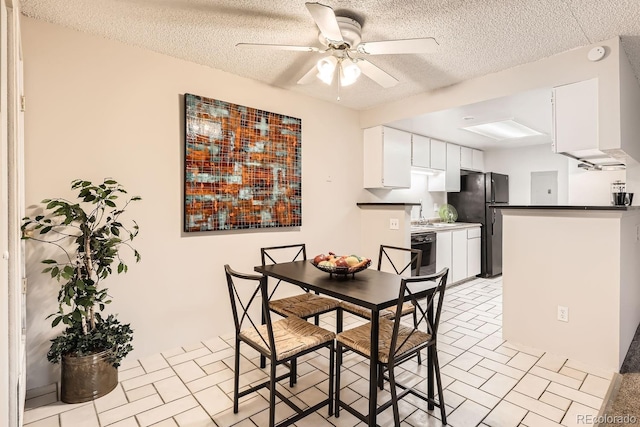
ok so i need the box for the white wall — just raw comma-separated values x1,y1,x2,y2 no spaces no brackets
619,213,640,368
483,144,569,205
567,159,625,206
357,170,446,221
22,17,363,389
502,210,623,372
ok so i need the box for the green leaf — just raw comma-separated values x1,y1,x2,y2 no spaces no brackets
104,179,117,185
117,263,124,274
40,226,52,234
42,259,57,264
105,200,116,208
51,266,59,278
51,317,62,327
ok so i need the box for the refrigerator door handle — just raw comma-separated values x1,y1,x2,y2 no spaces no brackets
491,208,496,235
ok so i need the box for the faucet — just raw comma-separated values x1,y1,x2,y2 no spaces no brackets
418,199,428,224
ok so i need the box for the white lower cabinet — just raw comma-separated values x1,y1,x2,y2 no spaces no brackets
467,228,481,277
435,226,481,284
435,231,452,283
451,230,467,283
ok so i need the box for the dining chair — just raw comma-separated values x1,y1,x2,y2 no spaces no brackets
335,267,450,426
261,243,340,324
338,245,422,331
260,244,340,374
338,245,424,388
224,264,336,427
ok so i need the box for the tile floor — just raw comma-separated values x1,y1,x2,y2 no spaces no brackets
23,277,615,427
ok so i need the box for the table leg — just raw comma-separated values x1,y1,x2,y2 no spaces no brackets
427,303,434,410
369,310,379,427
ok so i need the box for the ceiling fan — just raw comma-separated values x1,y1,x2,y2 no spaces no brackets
236,2,438,91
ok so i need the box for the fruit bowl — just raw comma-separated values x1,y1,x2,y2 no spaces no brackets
311,254,371,278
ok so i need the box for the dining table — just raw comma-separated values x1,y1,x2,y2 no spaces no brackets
254,260,438,427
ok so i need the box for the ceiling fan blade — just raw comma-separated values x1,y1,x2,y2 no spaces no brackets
236,43,320,52
357,38,439,55
297,64,319,85
357,60,398,88
305,2,343,44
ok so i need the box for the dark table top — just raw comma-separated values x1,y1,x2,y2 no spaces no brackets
254,260,437,311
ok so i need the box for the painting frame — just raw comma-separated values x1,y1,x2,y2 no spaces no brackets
183,93,302,232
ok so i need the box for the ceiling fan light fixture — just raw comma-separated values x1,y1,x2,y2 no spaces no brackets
340,60,361,86
316,56,337,85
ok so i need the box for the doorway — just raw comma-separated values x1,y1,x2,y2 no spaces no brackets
531,171,558,205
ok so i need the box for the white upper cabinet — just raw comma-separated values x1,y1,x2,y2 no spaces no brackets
460,146,473,169
411,134,430,168
429,139,447,170
446,143,461,191
363,126,412,189
461,146,485,172
472,149,485,172
428,142,461,192
552,79,598,154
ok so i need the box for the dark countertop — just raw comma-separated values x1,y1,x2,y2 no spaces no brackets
492,205,640,211
357,202,420,207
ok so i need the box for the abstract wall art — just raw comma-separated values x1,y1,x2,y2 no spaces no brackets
184,93,302,232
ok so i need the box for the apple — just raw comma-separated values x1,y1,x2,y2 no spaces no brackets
335,257,349,268
313,254,327,264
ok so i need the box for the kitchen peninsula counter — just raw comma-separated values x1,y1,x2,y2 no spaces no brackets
501,207,640,373
492,204,640,211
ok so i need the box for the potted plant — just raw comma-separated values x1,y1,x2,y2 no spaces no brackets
22,178,141,403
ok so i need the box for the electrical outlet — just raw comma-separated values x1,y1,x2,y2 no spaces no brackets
557,305,569,322
433,203,439,212
389,218,399,230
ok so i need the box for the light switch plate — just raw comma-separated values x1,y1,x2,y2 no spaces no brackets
389,218,399,230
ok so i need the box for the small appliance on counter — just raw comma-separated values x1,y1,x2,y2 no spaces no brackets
611,180,634,206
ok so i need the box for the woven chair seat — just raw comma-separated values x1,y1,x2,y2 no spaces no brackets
269,293,339,318
385,302,415,318
339,301,394,319
336,317,431,364
240,316,336,361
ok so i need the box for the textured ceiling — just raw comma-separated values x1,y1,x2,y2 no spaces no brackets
18,0,640,111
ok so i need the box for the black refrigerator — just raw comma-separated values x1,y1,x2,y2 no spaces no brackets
447,172,509,277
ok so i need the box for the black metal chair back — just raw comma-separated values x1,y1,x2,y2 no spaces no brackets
224,264,275,355
224,264,336,427
378,245,422,276
261,243,308,298
388,268,449,366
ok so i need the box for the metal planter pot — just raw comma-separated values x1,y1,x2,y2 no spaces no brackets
61,350,118,403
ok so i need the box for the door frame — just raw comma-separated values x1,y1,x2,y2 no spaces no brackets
2,0,26,425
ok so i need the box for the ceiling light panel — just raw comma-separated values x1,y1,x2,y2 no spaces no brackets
461,119,543,140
